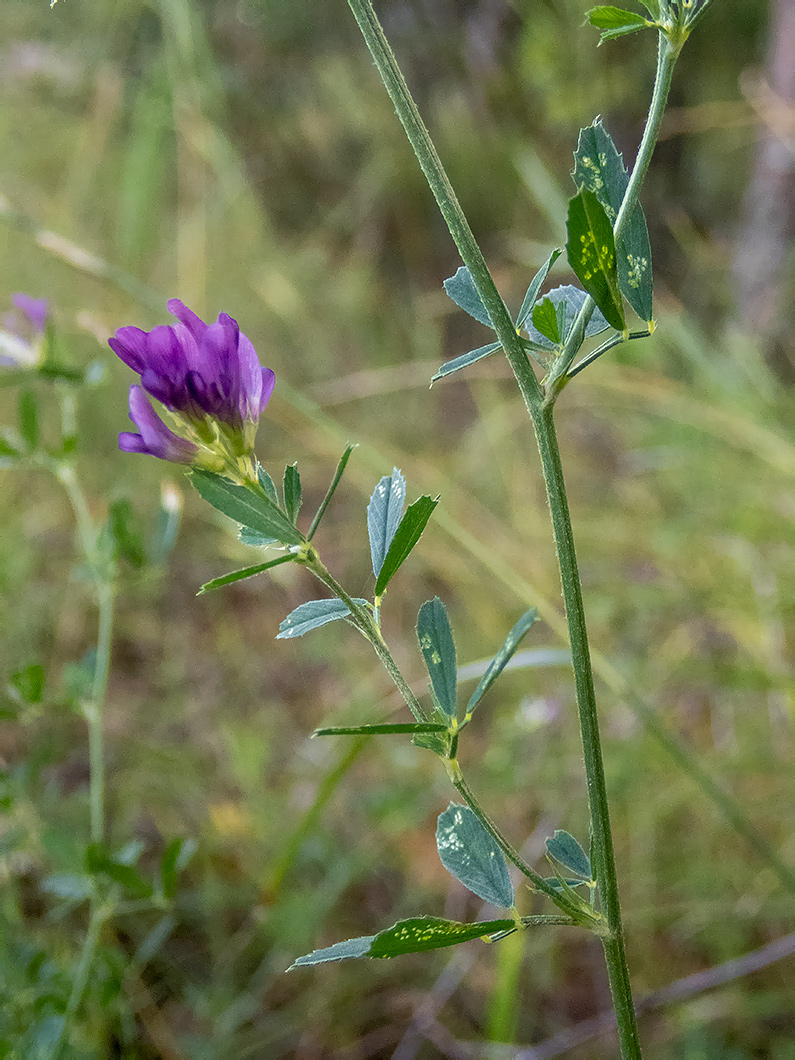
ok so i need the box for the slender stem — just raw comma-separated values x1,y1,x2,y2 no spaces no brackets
49,902,110,1059
303,552,429,723
546,32,680,397
531,405,641,1056
345,0,542,414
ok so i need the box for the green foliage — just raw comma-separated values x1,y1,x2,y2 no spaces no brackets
291,916,516,967
465,609,538,717
587,6,652,42
566,188,626,332
283,462,302,524
573,119,654,322
416,597,458,720
374,494,438,597
546,830,593,880
443,266,494,328
436,804,515,908
367,467,406,578
276,598,369,638
189,469,304,545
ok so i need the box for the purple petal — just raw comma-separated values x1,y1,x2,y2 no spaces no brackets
121,385,198,464
257,367,276,416
109,326,151,374
167,299,208,343
13,294,48,333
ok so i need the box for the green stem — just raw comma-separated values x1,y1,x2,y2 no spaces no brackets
304,552,429,723
546,32,680,397
531,405,641,1056
49,901,110,1059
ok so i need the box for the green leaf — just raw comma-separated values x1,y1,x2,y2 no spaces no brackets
85,843,151,898
542,876,590,892
443,266,494,328
635,0,660,17
525,285,610,350
375,494,438,597
531,297,561,344
466,608,538,716
283,463,302,524
431,341,502,383
586,6,649,40
290,935,377,968
546,830,593,879
313,722,449,737
197,554,295,594
308,443,356,540
257,465,280,506
417,598,457,720
367,468,406,579
276,598,369,639
189,469,304,546
515,248,562,328
289,917,515,968
11,663,45,704
0,434,22,459
573,119,653,321
369,916,515,957
18,389,39,450
566,189,626,332
160,837,196,900
436,804,514,908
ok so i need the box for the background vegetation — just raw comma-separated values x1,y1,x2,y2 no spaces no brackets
1,0,792,1056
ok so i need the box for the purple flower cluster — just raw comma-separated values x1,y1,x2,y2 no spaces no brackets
109,300,275,469
1,294,48,367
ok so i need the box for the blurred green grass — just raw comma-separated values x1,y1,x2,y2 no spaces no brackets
1,0,793,1056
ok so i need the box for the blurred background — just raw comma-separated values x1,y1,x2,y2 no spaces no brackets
1,0,793,1056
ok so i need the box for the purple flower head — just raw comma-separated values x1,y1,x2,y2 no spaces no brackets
1,294,49,367
110,300,275,471
120,386,205,466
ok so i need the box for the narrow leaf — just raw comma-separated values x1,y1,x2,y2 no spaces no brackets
369,916,515,957
524,285,610,349
289,935,376,968
531,298,561,344
635,0,660,17
436,804,514,908
288,918,515,968
18,389,39,450
283,463,302,524
566,189,626,332
313,723,448,737
573,119,653,321
466,608,538,716
417,598,457,720
198,554,295,594
431,341,501,383
516,248,562,328
546,830,593,879
367,468,406,579
276,598,369,639
375,494,438,597
443,266,493,328
308,443,356,540
542,876,590,892
189,469,304,546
